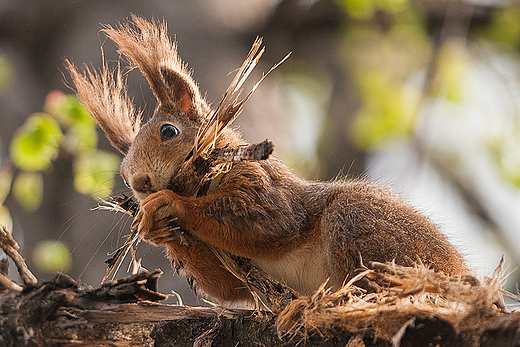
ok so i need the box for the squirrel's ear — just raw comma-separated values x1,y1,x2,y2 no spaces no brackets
160,67,198,121
102,16,208,124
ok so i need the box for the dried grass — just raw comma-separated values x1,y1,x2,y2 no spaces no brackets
277,259,508,342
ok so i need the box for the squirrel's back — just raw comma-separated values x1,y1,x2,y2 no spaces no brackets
210,155,468,293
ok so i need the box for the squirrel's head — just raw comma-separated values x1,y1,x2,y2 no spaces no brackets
66,16,212,201
119,102,203,201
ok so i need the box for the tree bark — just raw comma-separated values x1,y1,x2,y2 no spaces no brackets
1,269,520,347
2,228,520,347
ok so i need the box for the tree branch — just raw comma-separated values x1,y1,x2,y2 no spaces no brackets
0,226,37,287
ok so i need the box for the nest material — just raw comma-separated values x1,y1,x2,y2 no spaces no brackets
277,260,507,342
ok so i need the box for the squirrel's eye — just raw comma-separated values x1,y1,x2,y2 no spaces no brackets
122,178,130,189
160,124,180,142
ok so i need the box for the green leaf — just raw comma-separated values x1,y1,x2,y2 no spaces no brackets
431,40,468,102
10,113,63,171
489,135,520,188
65,122,99,154
482,5,520,50
0,54,13,93
44,91,98,154
0,167,13,205
337,0,375,19
336,0,408,20
44,91,93,127
73,150,121,199
32,239,71,273
0,205,13,234
13,171,44,212
350,70,415,150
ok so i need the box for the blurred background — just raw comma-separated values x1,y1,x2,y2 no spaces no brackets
1,0,520,306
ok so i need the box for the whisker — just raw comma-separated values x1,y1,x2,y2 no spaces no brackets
77,217,126,281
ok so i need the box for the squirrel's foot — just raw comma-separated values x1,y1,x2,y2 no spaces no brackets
132,190,181,244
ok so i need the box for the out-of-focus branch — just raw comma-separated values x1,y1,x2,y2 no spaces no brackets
0,273,22,291
0,226,37,287
410,2,520,265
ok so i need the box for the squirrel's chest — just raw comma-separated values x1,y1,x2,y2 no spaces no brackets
252,243,329,295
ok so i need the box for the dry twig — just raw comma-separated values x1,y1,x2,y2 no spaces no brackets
0,226,37,288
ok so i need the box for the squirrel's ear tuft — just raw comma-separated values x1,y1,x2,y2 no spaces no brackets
103,15,208,123
65,59,141,155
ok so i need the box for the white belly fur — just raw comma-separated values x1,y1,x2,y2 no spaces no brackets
252,243,330,295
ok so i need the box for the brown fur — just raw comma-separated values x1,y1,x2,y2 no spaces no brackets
65,61,141,154
66,16,468,307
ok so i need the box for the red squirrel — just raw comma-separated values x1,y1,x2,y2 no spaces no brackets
67,16,468,307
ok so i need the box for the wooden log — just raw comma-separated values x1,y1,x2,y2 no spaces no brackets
1,226,520,346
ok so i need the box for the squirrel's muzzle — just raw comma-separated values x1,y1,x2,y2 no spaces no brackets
132,174,153,195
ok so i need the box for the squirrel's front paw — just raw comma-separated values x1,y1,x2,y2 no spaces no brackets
132,190,181,243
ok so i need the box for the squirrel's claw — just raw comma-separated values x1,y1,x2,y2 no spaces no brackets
133,190,180,242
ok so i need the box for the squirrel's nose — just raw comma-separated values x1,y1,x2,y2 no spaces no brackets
132,174,152,194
